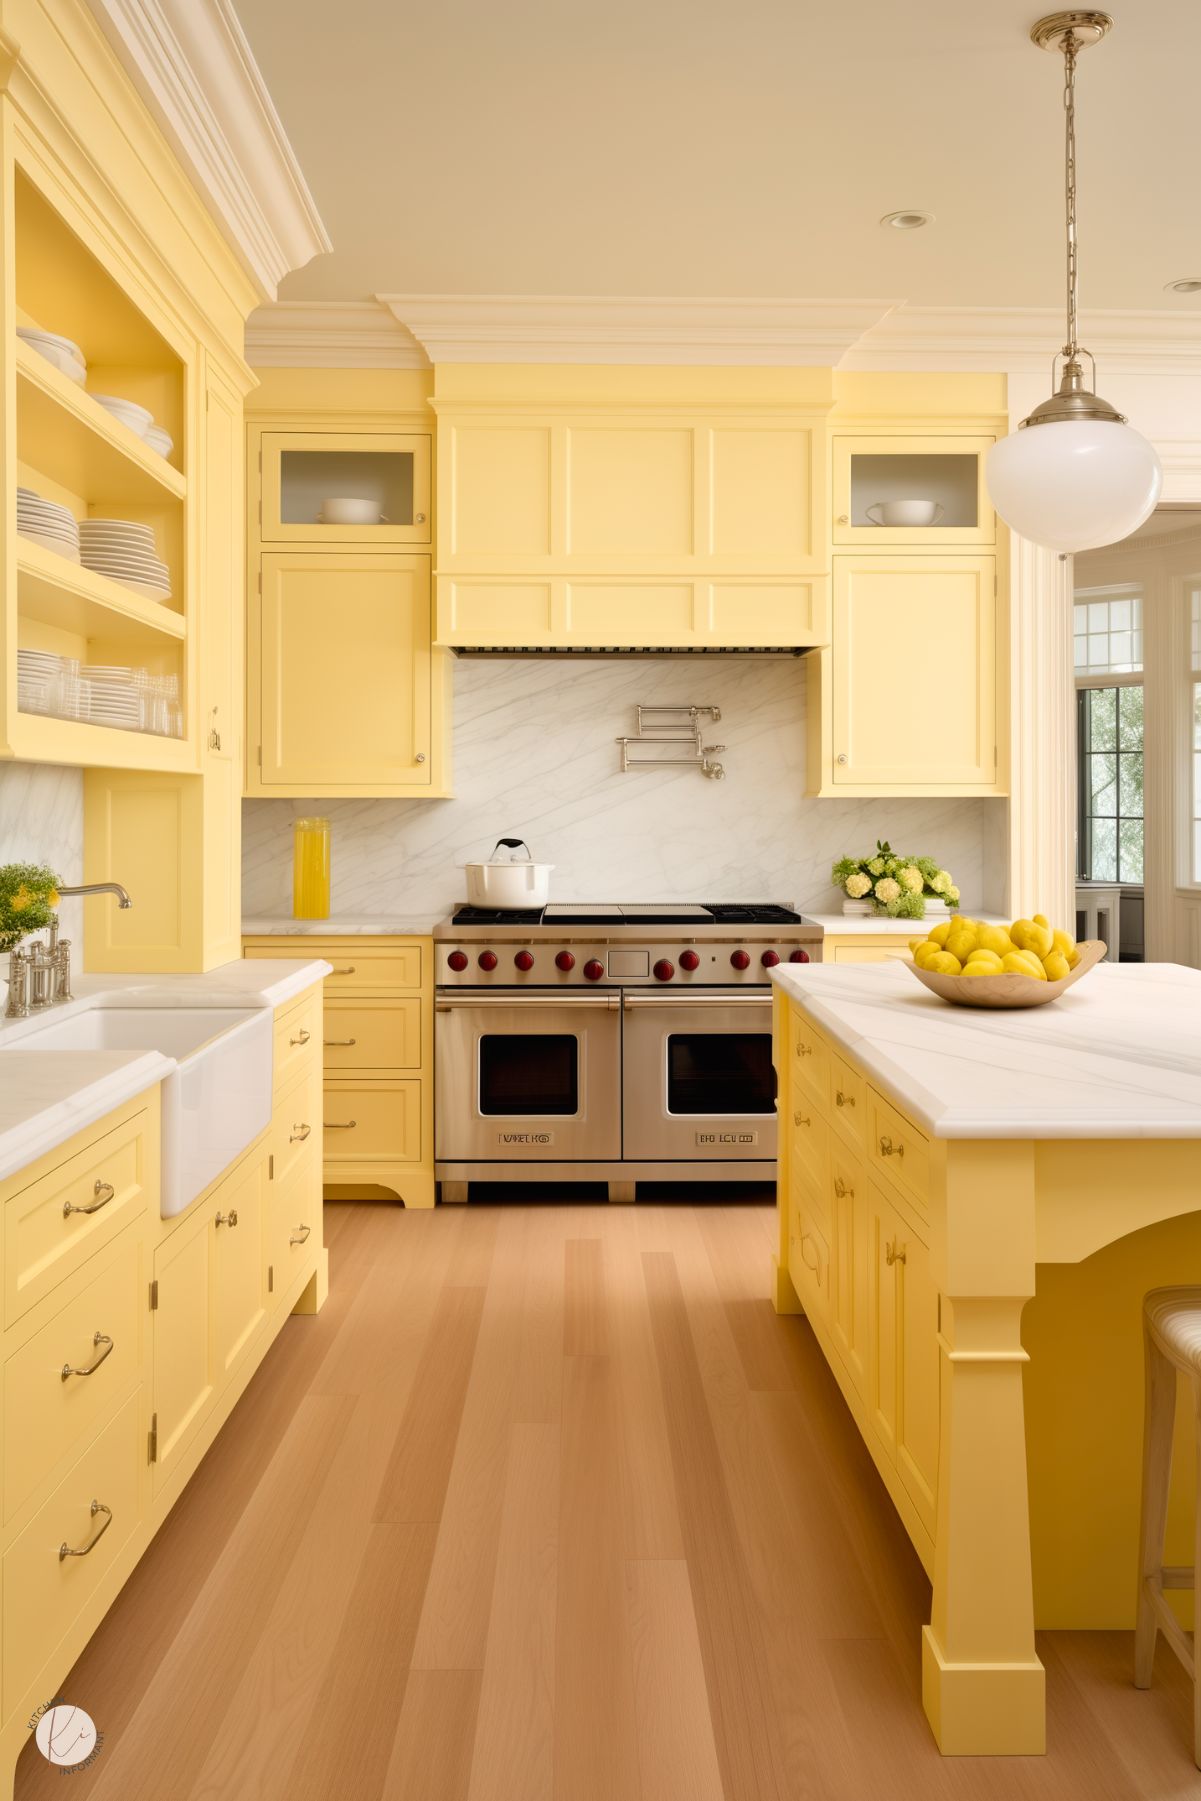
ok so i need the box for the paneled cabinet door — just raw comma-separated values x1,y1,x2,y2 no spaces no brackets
200,360,241,762
867,1182,898,1461
895,1223,940,1537
213,1155,268,1380
151,1202,216,1486
829,1146,868,1397
256,552,432,790
831,555,997,787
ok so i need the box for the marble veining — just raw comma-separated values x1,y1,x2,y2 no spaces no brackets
0,761,85,943
243,656,1008,920
771,960,1201,1139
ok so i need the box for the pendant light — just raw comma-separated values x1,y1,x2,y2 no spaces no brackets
986,12,1161,554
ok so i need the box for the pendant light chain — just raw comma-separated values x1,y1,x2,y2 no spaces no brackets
1062,30,1080,359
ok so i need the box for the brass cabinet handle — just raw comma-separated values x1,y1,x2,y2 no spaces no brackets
64,1179,114,1219
59,1499,112,1561
61,1332,113,1382
795,1039,812,1057
323,1037,357,1047
833,1176,853,1199
290,1124,312,1143
325,1119,357,1130
799,1233,821,1274
792,1110,810,1127
836,1090,855,1109
290,1028,311,1046
416,752,427,763
331,966,356,975
215,1209,239,1228
290,1223,312,1244
837,514,849,525
879,1134,904,1159
886,1238,907,1267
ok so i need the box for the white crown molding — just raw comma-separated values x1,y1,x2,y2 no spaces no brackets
842,306,1201,375
378,295,900,367
86,0,331,302
244,302,428,368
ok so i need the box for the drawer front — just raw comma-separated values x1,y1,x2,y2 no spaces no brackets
830,1053,867,1150
3,1391,141,1714
273,989,322,1097
788,1102,828,1194
246,941,424,994
868,1087,931,1215
274,1063,323,1191
323,1081,422,1166
4,1230,143,1523
6,1110,150,1328
790,1010,829,1109
322,998,422,1074
831,943,914,964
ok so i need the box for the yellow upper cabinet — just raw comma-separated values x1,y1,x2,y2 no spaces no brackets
433,365,833,649
259,431,431,546
832,433,997,548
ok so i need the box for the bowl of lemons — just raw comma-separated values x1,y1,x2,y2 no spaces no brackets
906,915,1107,1008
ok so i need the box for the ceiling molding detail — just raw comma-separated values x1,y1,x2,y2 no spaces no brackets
378,295,900,366
842,306,1201,375
86,0,331,301
244,301,428,368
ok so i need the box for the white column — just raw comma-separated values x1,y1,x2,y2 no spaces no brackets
1005,536,1076,922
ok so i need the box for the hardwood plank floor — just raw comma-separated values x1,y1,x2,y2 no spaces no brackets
15,1198,1201,1801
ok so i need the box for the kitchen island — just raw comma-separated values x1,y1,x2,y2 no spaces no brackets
770,959,1201,1757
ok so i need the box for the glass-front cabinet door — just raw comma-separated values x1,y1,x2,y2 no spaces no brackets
832,434,996,546
259,432,431,544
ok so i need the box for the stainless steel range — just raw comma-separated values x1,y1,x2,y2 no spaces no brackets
434,902,823,1200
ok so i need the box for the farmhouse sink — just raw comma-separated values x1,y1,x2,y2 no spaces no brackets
20,1006,273,1217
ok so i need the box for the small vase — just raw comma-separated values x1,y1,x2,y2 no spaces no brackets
293,817,331,920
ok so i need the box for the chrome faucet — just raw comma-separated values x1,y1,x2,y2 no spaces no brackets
4,883,133,1019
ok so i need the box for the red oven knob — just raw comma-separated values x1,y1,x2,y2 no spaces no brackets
583,958,604,982
730,949,751,970
514,949,535,971
478,950,498,971
653,959,675,982
789,948,811,964
679,948,700,971
761,949,780,968
555,951,576,972
447,950,468,972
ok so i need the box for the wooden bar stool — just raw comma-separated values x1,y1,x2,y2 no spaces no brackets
1135,1286,1201,1764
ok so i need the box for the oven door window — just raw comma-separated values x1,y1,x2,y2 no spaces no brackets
666,1033,776,1115
478,1034,579,1115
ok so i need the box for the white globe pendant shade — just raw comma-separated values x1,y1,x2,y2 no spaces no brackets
987,418,1162,555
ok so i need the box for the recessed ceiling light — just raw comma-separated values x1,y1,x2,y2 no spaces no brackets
880,210,934,231
1165,278,1201,294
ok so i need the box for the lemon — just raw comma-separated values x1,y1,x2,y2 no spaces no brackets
1002,951,1045,980
959,962,993,978
913,943,942,970
964,949,1003,971
1052,927,1076,960
977,925,1016,958
927,950,962,975
1033,913,1050,928
1012,919,1053,958
1042,951,1071,982
927,922,952,948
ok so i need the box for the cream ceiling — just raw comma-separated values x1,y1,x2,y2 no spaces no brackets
233,0,1201,313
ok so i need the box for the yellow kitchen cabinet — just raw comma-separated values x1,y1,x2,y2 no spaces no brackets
828,1142,868,1397
832,432,997,548
807,554,1000,795
247,551,449,796
212,1153,269,1382
150,1193,216,1488
259,430,430,546
822,934,920,964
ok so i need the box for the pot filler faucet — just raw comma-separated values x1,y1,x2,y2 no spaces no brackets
5,882,133,1019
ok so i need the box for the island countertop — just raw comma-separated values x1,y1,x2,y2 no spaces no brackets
770,958,1201,1140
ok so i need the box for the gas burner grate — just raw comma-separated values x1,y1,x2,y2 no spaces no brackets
701,903,806,924
451,906,545,926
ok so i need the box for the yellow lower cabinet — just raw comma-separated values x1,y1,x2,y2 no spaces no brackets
866,1177,940,1539
323,997,422,1074
867,1181,899,1461
3,1390,142,1717
212,1155,269,1381
828,939,915,965
268,1148,320,1308
323,1079,422,1171
151,1200,217,1489
829,1144,868,1397
789,1193,832,1326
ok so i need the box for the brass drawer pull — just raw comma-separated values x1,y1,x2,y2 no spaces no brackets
215,1209,239,1228
879,1134,904,1160
59,1499,112,1562
833,1176,853,1199
63,1179,114,1219
290,1124,312,1143
792,1110,810,1127
331,966,357,975
886,1238,907,1267
290,1028,311,1046
325,1119,357,1130
61,1332,113,1382
836,1090,855,1109
795,1039,812,1057
324,1038,357,1047
290,1223,312,1244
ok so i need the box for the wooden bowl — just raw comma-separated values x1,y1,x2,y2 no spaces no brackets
904,940,1107,1009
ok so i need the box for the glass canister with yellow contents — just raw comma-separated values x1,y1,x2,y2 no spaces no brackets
293,816,331,919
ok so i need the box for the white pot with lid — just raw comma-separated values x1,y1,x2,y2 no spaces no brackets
463,838,554,908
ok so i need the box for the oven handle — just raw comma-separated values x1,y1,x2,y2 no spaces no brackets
436,994,621,1011
622,993,770,1010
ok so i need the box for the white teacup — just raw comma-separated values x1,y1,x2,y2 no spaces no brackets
865,499,943,527
319,496,384,525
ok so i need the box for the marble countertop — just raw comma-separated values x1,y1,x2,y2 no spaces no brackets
0,957,330,1186
243,915,441,937
770,959,1201,1140
808,911,1008,936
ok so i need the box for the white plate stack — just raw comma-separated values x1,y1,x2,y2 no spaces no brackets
82,666,139,730
16,326,86,385
78,519,171,601
90,394,152,438
16,649,67,715
17,487,81,562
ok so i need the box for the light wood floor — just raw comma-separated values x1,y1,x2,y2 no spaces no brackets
17,1199,1201,1801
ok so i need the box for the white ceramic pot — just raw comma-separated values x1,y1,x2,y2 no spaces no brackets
319,496,383,525
865,499,943,528
463,839,554,909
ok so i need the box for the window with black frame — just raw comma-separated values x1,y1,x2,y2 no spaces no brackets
1074,589,1144,884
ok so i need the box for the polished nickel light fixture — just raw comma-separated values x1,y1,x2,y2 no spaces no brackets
986,12,1162,553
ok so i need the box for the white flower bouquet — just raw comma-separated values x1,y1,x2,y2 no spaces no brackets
831,841,960,921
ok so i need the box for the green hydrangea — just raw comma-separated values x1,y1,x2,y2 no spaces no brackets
0,863,61,953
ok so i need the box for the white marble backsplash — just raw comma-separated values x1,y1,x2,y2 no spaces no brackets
0,763,85,944
242,655,1009,921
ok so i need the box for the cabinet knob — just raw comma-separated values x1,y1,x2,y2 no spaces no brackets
836,753,848,766
879,1134,904,1160
793,1110,810,1127
833,1176,853,1198
837,514,849,525
836,1089,855,1109
885,1238,907,1266
215,1208,238,1228
415,512,427,524
416,752,426,763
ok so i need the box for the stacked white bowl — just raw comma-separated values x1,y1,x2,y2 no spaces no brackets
17,487,81,562
78,519,171,601
17,326,86,384
89,394,174,460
